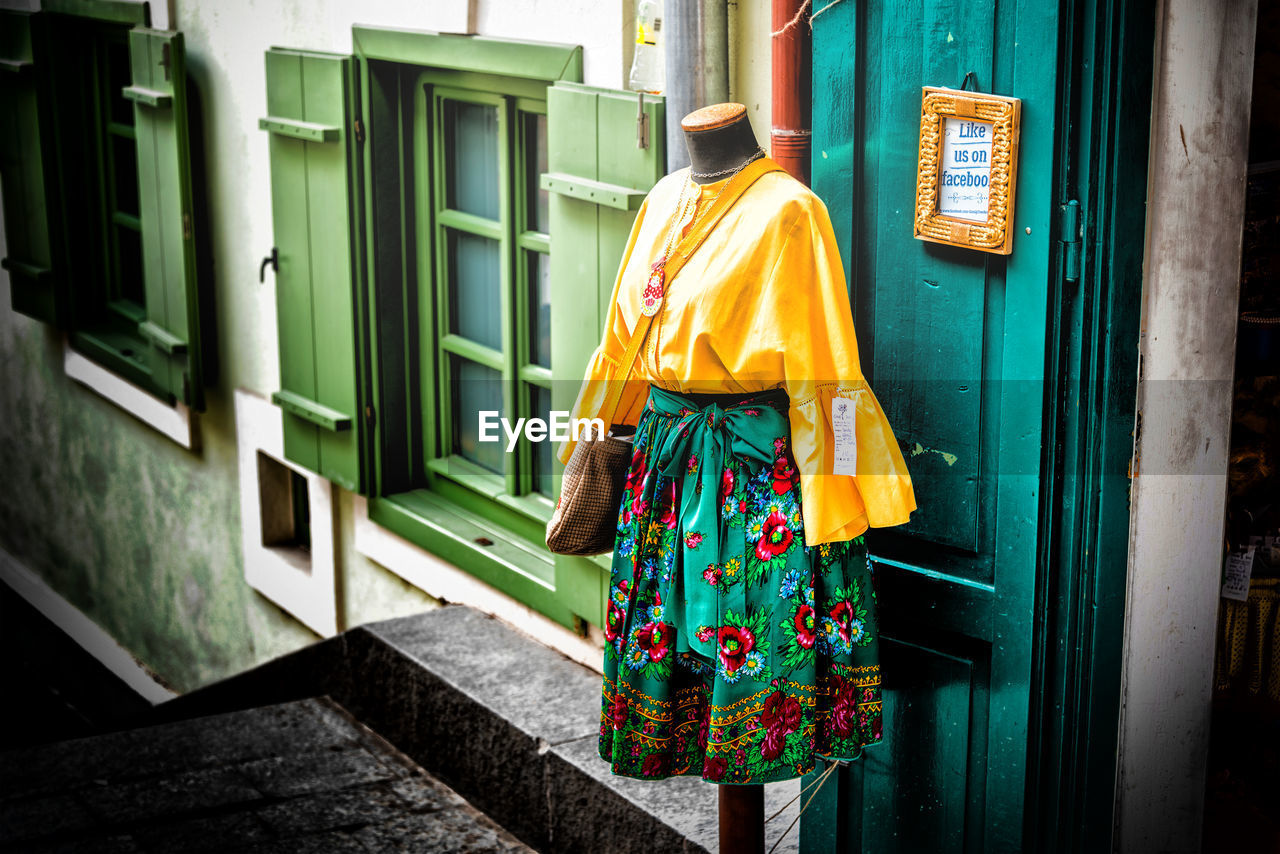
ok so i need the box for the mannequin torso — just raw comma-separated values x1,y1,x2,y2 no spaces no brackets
681,103,764,184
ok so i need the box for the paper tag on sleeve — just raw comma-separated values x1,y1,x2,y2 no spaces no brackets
830,397,858,476
1221,548,1255,602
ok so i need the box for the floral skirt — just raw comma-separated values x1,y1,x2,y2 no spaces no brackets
598,385,884,785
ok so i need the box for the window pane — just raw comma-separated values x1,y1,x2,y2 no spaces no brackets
451,357,505,474
525,113,549,233
444,99,500,220
528,250,550,368
531,384,554,497
107,37,132,126
112,136,138,217
448,229,502,351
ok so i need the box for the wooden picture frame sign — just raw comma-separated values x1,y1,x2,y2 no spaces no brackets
913,86,1022,255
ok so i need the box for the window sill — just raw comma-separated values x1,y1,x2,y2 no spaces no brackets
62,332,197,451
424,455,556,525
365,488,582,630
354,493,605,671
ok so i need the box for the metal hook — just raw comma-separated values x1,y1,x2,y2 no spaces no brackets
958,71,978,91
636,91,650,150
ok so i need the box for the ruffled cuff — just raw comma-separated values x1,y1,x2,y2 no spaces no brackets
787,381,917,546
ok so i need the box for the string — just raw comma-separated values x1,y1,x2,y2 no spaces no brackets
764,759,843,854
810,0,847,23
769,0,810,36
761,758,841,823
770,0,848,35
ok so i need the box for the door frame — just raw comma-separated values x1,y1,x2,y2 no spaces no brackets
1027,0,1156,850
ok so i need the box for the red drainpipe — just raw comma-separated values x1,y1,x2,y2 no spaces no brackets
771,0,812,186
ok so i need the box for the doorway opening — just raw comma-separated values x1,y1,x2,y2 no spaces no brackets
1204,5,1280,851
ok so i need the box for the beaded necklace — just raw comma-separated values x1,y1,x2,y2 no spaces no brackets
639,148,766,317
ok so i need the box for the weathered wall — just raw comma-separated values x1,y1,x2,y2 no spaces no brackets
1114,0,1258,850
0,0,663,693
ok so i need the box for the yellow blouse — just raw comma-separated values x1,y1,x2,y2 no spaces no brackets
557,162,916,546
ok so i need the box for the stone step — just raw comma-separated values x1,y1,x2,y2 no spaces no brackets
0,697,532,853
147,604,803,854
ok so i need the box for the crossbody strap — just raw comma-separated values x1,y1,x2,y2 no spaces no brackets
599,156,786,427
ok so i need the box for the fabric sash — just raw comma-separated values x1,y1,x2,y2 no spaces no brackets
647,386,791,668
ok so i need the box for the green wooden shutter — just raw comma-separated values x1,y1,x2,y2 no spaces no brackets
0,11,64,326
262,48,367,494
127,27,206,410
544,81,665,626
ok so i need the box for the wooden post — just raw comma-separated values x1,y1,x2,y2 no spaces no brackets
719,784,765,854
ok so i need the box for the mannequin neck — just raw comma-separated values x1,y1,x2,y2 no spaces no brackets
683,114,762,184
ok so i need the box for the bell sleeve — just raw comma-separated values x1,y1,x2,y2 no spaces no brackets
764,197,917,546
555,194,653,466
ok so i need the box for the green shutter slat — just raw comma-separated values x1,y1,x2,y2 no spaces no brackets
263,46,367,493
128,27,206,409
546,80,665,628
137,319,187,354
0,11,64,325
539,172,647,210
258,116,340,142
1,257,52,281
121,85,172,107
271,390,353,432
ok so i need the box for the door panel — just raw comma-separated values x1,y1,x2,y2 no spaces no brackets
806,0,1061,850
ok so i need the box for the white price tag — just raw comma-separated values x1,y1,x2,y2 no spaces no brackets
1221,548,1255,602
831,397,857,476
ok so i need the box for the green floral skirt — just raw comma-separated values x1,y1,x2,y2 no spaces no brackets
599,385,884,785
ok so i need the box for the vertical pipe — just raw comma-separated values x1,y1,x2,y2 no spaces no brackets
771,0,811,185
664,0,730,172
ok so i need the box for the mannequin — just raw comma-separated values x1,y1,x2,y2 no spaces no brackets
681,103,764,185
579,104,897,853
684,102,769,854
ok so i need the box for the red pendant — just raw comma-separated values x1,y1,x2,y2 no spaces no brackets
641,258,666,316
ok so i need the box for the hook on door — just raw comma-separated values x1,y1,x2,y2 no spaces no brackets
260,247,278,283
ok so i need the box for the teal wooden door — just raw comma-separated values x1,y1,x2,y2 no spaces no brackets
806,1,1063,851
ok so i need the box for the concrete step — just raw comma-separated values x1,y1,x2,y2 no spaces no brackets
0,696,532,853
147,605,803,854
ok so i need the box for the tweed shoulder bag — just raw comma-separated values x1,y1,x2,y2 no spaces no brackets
546,154,784,556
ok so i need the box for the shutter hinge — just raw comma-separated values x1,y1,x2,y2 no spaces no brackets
159,42,171,81
365,404,376,426
181,372,191,406
182,212,192,241
635,92,649,150
354,118,366,145
1060,199,1081,283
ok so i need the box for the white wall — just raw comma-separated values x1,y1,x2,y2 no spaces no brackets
1115,0,1258,850
0,0,772,687
170,0,627,402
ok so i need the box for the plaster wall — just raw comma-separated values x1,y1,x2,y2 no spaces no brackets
0,0,744,693
1114,0,1258,849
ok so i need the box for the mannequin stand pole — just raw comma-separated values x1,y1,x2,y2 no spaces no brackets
719,784,765,854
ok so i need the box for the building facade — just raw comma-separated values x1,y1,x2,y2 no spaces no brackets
0,0,1268,851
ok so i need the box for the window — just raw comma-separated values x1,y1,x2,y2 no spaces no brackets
61,16,150,386
261,27,666,630
0,4,211,413
420,77,555,516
